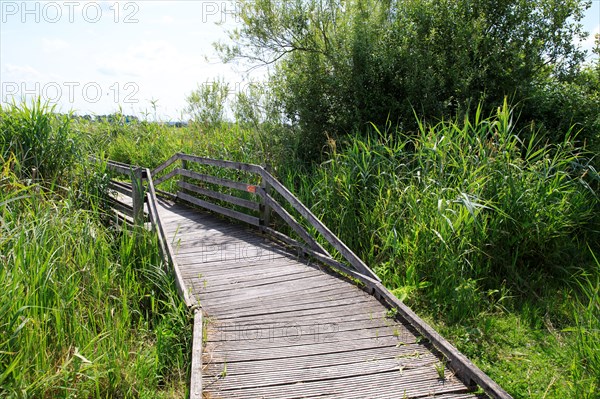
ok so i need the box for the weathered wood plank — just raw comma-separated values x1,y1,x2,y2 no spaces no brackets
178,168,260,195
207,317,408,346
203,342,419,373
179,180,260,211
153,168,179,186
190,309,203,399
109,180,132,197
206,351,439,389
265,193,330,257
211,373,472,399
177,192,260,226
151,152,180,176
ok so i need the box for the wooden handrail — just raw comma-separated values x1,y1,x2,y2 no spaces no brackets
147,152,381,282
261,170,381,282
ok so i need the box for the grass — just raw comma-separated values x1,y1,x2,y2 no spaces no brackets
0,102,191,398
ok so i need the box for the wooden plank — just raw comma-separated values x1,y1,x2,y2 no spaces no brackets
154,198,197,308
166,225,261,242
259,165,271,229
265,194,330,257
104,159,138,175
174,246,296,266
108,197,133,217
203,336,414,364
262,170,380,282
205,299,384,323
151,152,180,176
194,278,353,305
205,351,438,389
109,180,132,197
207,314,394,346
177,192,260,226
190,308,203,399
207,317,408,347
202,284,358,311
176,254,300,274
203,341,412,371
178,168,260,195
206,332,411,359
172,238,276,255
196,270,333,295
179,263,313,282
153,168,179,187
131,168,145,225
209,368,472,399
179,180,260,211
206,320,407,352
171,235,274,252
178,153,263,174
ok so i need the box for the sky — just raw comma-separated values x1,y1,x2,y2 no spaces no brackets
0,0,599,121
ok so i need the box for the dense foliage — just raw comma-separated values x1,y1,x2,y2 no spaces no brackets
219,0,597,161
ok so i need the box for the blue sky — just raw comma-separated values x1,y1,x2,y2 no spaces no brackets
1,0,598,121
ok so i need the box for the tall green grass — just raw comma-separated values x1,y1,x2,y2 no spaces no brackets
0,102,191,398
283,101,598,316
0,100,78,183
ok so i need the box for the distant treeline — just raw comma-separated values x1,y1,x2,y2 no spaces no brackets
71,113,188,127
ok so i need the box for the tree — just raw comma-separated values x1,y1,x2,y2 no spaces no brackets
219,0,593,162
185,79,230,129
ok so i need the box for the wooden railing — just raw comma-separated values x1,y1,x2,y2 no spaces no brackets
149,152,381,282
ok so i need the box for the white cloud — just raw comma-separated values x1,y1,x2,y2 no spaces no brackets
42,38,69,53
161,15,174,24
1,64,43,80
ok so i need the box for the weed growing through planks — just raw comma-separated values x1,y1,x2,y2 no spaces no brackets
435,361,447,381
386,307,398,319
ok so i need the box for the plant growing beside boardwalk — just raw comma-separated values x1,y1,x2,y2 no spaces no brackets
0,102,191,398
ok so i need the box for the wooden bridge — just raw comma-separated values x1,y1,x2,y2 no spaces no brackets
101,153,511,399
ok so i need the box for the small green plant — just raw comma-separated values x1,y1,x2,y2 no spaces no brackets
435,360,447,381
385,308,398,319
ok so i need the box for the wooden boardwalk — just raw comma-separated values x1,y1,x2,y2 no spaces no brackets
102,153,510,399
157,199,480,399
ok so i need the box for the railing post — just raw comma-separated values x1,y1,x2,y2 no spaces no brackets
132,167,145,225
180,157,188,196
260,164,272,231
